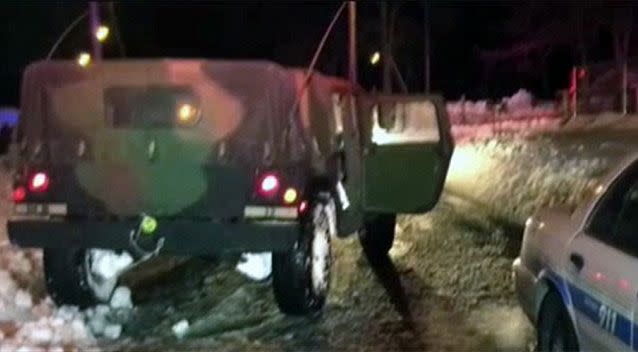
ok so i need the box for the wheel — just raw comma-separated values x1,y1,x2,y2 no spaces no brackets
537,290,579,352
359,213,396,257
44,247,125,308
272,193,336,316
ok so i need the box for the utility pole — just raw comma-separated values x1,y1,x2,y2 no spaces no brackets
424,0,431,93
348,1,357,88
89,2,102,61
622,60,628,115
381,2,391,93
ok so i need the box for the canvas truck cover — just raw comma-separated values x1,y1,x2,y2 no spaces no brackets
17,60,350,218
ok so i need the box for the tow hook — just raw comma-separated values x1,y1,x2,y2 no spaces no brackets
129,213,165,259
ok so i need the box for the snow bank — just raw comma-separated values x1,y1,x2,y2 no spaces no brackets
502,89,533,111
446,89,560,130
446,138,610,223
451,117,560,143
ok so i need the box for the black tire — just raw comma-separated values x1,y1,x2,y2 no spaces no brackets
272,193,335,316
537,290,579,352
359,213,396,257
44,247,111,308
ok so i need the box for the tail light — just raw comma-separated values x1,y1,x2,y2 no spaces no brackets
12,186,26,203
28,172,50,193
255,172,303,207
257,173,280,198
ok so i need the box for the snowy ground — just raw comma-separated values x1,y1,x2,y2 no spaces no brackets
0,126,631,351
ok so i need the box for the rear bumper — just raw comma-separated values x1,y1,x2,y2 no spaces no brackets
8,218,299,255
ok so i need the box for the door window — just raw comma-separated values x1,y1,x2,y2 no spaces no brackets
588,161,638,256
371,100,439,145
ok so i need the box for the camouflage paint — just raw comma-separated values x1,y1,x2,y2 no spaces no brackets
16,60,452,228
17,60,316,219
363,143,445,213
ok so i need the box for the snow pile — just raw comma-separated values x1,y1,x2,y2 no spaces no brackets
446,137,610,223
84,295,132,341
87,250,134,301
502,89,533,112
236,252,272,281
0,240,133,349
0,273,97,350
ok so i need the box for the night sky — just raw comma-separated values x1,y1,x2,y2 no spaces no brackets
1,1,637,107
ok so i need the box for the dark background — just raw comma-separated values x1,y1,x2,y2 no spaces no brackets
1,1,637,107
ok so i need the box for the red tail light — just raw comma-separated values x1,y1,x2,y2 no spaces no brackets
12,187,26,203
29,172,50,193
257,173,280,198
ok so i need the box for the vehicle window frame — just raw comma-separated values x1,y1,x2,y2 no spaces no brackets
369,99,440,146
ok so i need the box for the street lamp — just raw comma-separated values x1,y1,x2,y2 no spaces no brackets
95,25,110,42
77,52,92,67
370,51,381,66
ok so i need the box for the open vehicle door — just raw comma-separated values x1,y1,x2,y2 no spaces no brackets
361,95,453,213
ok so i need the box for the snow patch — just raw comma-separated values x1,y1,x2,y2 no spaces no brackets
110,286,133,309
14,290,32,309
89,250,134,280
172,319,189,339
236,252,272,281
103,324,122,340
87,250,133,301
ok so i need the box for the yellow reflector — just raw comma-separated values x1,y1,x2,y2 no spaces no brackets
140,215,158,236
283,188,298,204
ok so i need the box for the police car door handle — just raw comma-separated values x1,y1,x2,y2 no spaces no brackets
570,253,584,272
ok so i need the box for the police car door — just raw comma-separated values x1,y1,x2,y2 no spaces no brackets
565,161,638,351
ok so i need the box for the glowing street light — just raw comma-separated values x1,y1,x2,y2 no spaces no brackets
95,25,110,42
77,52,92,67
369,51,381,66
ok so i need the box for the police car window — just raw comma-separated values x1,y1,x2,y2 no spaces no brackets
612,183,638,255
588,161,638,255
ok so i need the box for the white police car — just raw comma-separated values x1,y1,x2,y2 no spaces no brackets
514,152,638,351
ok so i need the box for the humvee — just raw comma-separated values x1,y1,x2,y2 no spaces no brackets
8,60,453,315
